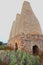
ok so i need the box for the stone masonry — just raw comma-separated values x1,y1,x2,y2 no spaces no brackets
8,1,43,55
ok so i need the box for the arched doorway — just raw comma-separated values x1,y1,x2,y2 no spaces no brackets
15,43,18,51
33,45,39,55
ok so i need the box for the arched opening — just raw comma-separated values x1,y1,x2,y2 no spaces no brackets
15,43,18,51
33,45,39,55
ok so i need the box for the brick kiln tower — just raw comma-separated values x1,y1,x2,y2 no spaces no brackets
8,1,43,55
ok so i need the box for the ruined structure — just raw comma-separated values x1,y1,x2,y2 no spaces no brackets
8,1,43,55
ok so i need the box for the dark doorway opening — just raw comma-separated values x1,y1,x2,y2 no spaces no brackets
33,45,39,55
15,43,18,51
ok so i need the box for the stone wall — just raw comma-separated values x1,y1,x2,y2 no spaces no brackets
8,34,43,54
9,1,42,41
8,1,43,55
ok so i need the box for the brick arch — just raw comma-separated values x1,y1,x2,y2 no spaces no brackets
31,43,40,55
32,45,39,55
14,38,23,50
14,42,18,51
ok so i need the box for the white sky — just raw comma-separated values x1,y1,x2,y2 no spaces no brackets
0,0,43,42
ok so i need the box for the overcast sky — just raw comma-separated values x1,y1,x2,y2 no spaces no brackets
0,0,43,42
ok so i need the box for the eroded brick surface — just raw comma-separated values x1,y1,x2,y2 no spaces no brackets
8,1,43,54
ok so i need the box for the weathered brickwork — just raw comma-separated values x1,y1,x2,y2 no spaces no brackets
8,1,43,55
8,34,43,54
